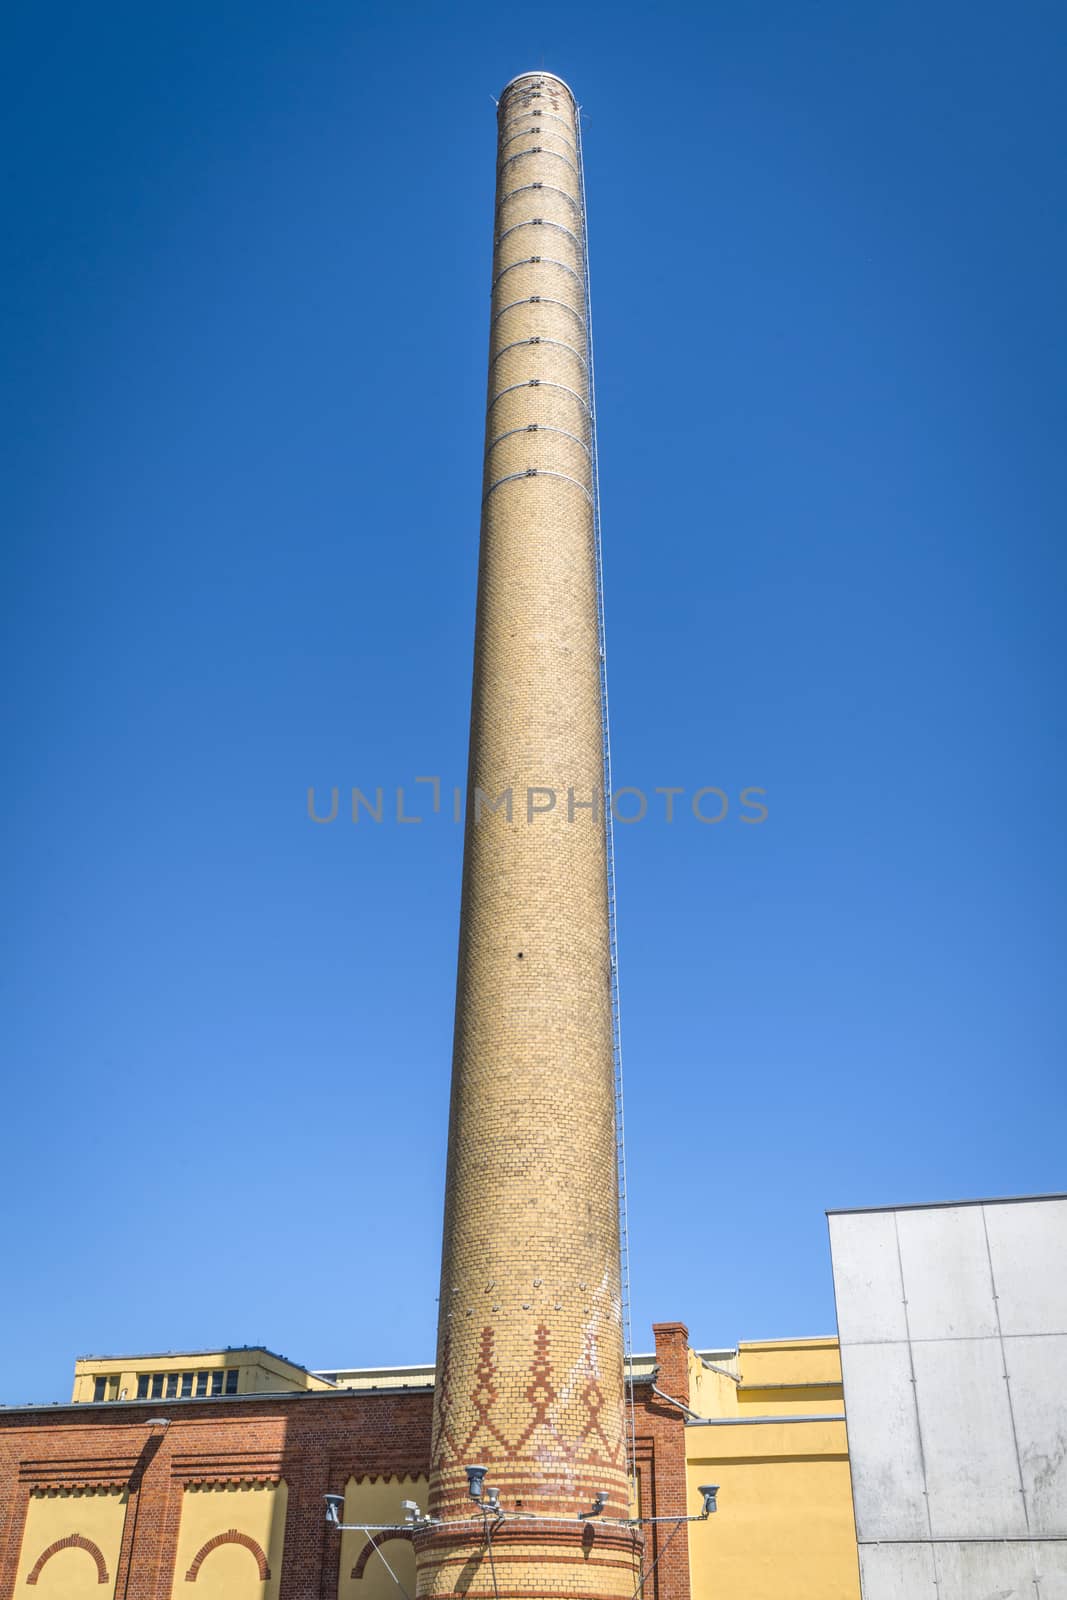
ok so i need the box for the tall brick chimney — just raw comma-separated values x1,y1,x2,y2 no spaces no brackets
415,72,638,1600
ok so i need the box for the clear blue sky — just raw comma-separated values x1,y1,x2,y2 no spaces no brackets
3,0,1064,1407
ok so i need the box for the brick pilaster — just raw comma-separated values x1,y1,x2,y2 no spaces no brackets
651,1322,691,1411
627,1323,693,1600
0,1481,29,1600
114,1425,173,1600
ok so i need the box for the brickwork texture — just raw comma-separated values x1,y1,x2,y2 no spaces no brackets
0,66,679,1600
0,1381,685,1599
420,70,635,1600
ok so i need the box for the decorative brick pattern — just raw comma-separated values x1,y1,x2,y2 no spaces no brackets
0,1392,431,1600
25,1532,109,1585
0,1374,688,1599
351,1529,414,1579
420,69,635,1600
184,1527,271,1582
0,67,694,1600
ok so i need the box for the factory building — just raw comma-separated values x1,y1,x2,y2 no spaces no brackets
0,1324,859,1600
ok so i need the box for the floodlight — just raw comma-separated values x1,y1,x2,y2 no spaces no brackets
698,1485,718,1517
324,1493,345,1527
465,1464,488,1502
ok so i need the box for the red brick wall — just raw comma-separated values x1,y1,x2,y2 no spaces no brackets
0,1390,429,1600
0,1361,692,1600
627,1323,694,1600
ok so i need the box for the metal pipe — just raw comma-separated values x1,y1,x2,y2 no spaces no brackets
650,1380,698,1420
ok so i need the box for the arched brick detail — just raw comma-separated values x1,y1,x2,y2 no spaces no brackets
26,1533,109,1585
185,1529,270,1582
351,1530,414,1579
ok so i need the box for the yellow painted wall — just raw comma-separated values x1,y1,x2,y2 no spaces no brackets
736,1387,845,1414
686,1339,845,1422
72,1350,332,1403
14,1487,126,1598
684,1338,858,1600
326,1365,435,1392
686,1420,860,1600
59,1336,857,1600
737,1338,842,1387
337,1476,427,1600
687,1354,742,1420
169,1481,287,1599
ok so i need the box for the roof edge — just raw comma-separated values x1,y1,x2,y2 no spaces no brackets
73,1345,312,1369
827,1192,1067,1217
0,1386,434,1418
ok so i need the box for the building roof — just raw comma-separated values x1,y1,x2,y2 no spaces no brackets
74,1344,307,1365
826,1192,1067,1216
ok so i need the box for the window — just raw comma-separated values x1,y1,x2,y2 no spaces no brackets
93,1377,107,1402
131,1367,238,1400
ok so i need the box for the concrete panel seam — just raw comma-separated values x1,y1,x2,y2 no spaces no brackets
895,1211,936,1541
982,1205,1033,1536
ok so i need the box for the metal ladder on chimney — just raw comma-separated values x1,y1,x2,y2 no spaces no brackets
574,102,638,1488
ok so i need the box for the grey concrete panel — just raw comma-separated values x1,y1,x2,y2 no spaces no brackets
1003,1334,1067,1536
832,1201,1067,1599
857,1541,938,1599
911,1337,1028,1539
985,1198,1067,1336
932,1539,1039,1598
840,1341,929,1541
829,1210,907,1346
1034,1540,1067,1598
896,1205,999,1341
